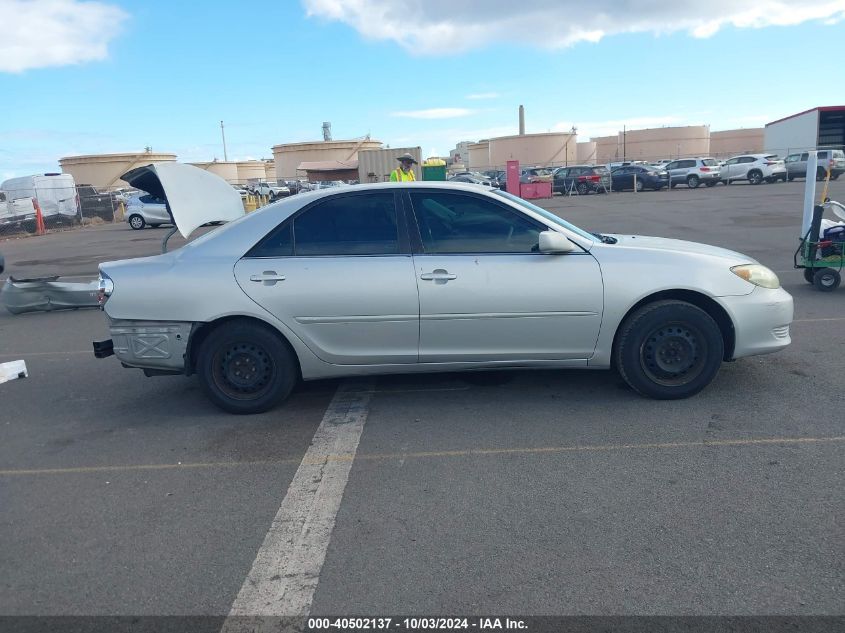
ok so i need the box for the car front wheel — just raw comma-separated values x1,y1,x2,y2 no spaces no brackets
196,320,298,414
614,300,724,399
128,214,145,230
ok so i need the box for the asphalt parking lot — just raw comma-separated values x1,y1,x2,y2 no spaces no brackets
1,181,843,621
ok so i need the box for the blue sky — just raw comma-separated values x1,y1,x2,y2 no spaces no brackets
1,0,844,179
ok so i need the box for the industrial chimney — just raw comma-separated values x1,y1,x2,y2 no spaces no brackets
518,105,525,135
322,122,332,141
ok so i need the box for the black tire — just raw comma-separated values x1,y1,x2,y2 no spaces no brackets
635,179,644,192
150,223,161,228
832,174,840,181
747,170,763,185
705,180,716,187
813,268,841,292
787,175,795,182
614,300,724,400
196,320,298,414
670,182,677,189
128,214,145,230
576,182,589,195
687,175,700,189
803,268,817,284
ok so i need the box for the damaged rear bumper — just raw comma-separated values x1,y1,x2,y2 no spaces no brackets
94,320,193,373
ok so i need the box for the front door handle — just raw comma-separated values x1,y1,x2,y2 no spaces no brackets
249,271,286,286
420,269,457,282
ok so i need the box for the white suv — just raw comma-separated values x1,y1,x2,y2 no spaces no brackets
720,154,786,185
664,157,721,188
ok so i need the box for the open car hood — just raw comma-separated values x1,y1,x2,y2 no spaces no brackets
121,163,245,238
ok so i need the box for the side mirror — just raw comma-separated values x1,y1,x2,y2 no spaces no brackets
539,230,575,254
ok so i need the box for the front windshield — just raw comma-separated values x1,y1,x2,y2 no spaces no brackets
493,190,597,242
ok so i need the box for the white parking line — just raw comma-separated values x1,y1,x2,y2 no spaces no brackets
224,379,373,620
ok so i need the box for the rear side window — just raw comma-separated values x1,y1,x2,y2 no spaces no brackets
294,193,399,256
593,166,609,174
817,151,828,159
679,160,696,168
701,159,717,166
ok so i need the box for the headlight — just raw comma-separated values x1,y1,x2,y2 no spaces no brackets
731,264,780,289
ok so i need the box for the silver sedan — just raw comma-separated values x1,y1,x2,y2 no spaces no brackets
95,163,793,414
125,193,171,230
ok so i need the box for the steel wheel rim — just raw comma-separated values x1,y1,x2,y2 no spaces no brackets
639,323,707,386
212,342,275,400
819,273,836,287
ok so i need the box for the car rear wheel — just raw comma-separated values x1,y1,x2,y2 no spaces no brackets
576,182,589,195
197,320,298,414
128,214,145,230
787,175,795,181
635,179,644,192
614,300,724,400
687,175,700,188
813,268,841,292
747,170,763,185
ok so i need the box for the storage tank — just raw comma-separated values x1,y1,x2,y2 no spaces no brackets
59,151,177,190
236,161,267,184
189,161,239,183
576,142,597,164
712,128,765,158
488,132,577,169
467,141,490,170
621,126,710,161
272,139,383,180
263,161,276,181
592,135,621,164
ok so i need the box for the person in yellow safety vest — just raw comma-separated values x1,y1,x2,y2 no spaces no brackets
390,153,417,182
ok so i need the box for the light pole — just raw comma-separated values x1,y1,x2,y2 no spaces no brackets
220,120,228,162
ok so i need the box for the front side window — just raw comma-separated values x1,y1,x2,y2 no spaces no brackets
410,191,542,254
294,193,398,256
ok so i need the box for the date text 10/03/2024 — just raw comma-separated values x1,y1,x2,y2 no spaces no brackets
307,617,528,630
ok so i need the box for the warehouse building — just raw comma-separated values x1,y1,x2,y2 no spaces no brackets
764,106,845,156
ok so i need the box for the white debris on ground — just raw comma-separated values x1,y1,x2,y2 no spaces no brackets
0,360,28,384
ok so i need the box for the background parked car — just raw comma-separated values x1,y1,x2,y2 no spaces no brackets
784,149,844,181
664,158,721,189
448,174,494,186
610,165,668,191
552,165,610,195
720,154,786,184
252,182,290,199
520,167,554,183
126,193,171,229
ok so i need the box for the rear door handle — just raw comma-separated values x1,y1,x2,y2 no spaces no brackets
420,269,457,282
249,271,286,285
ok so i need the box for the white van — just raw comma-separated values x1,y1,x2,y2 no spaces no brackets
0,173,80,229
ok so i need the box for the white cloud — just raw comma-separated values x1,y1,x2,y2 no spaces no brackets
466,92,500,100
0,0,129,72
303,0,845,54
391,108,475,119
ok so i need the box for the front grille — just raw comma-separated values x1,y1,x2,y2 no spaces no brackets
772,325,790,339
